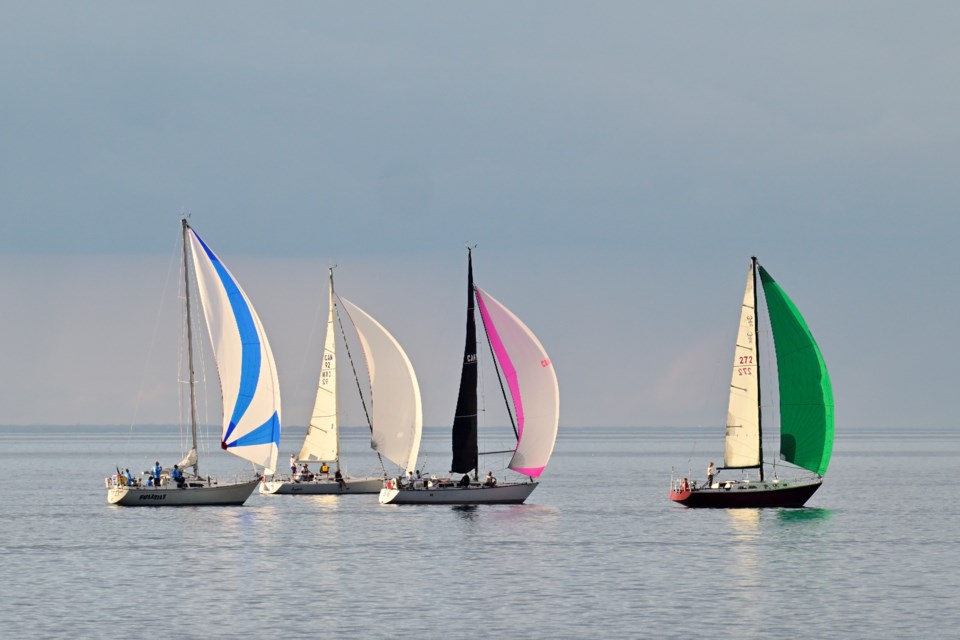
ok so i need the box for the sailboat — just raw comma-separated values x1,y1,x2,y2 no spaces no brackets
260,268,422,495
105,218,281,506
669,257,834,508
379,247,559,505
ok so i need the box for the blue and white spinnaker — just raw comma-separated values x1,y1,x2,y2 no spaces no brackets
188,229,281,474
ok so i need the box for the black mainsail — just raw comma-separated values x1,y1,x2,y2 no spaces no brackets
450,248,479,475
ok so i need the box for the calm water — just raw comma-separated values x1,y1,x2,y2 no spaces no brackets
1,425,957,638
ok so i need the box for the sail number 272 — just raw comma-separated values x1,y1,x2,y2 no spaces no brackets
737,355,753,376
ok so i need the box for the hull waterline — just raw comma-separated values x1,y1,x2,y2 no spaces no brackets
668,478,822,508
107,479,258,507
259,476,383,495
379,482,537,505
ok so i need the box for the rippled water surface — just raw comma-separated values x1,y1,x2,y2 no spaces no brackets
1,425,957,638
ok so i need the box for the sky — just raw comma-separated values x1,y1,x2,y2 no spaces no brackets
1,2,958,429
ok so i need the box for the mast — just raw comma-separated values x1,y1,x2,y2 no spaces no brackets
329,267,340,471
752,256,764,482
182,218,200,477
451,247,479,476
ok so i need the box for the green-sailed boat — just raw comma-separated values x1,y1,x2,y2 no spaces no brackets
670,257,834,508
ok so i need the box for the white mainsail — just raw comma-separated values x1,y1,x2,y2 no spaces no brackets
188,230,281,473
724,263,761,469
175,448,198,471
475,287,559,478
340,297,422,474
298,275,339,463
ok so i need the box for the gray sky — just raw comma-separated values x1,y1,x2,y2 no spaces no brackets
2,2,958,428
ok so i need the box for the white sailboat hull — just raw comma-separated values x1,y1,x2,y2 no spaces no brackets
259,476,383,495
379,481,538,505
106,479,258,506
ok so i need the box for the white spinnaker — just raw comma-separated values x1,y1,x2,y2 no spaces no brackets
298,277,338,463
724,263,761,469
188,230,281,473
339,297,422,474
475,287,559,478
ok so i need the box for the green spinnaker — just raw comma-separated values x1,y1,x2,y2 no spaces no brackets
758,266,834,475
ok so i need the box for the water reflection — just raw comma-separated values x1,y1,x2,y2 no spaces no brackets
452,505,479,520
725,509,761,630
304,494,343,510
726,508,760,540
448,503,563,539
776,507,833,523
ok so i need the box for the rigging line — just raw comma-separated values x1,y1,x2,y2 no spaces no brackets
418,450,429,474
686,426,699,464
177,242,191,457
127,230,182,453
335,294,387,476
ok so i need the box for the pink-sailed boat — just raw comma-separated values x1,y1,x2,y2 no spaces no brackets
379,248,559,505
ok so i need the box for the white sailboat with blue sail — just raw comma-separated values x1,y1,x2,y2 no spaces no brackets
260,268,422,495
106,218,281,506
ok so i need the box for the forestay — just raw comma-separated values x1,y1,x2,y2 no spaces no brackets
188,230,281,473
475,287,559,478
340,298,422,474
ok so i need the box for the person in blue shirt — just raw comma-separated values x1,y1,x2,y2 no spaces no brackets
124,468,134,486
171,464,185,488
152,461,163,487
